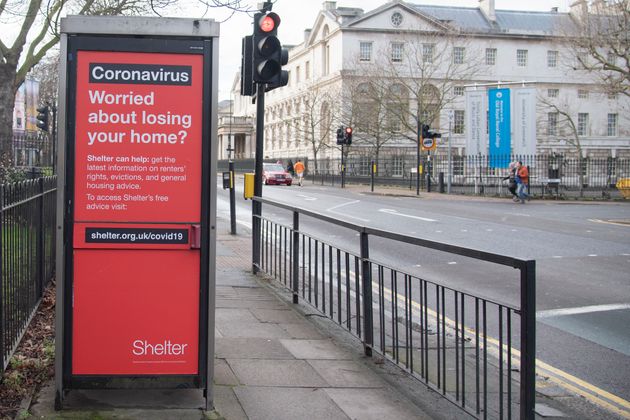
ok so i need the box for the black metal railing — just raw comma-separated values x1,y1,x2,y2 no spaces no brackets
253,196,536,419
1,177,57,373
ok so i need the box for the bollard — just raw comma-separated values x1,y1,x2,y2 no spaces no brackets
439,172,445,193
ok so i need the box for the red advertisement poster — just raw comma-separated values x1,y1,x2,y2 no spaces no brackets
72,250,200,375
73,51,203,223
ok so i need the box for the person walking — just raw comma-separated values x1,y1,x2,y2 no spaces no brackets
286,159,294,176
503,161,519,201
516,161,530,203
294,159,305,186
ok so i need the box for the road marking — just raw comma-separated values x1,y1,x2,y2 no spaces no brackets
552,256,563,259
589,218,630,227
327,200,370,222
378,208,436,222
461,229,467,232
622,253,630,256
588,254,598,257
447,261,457,265
297,194,317,201
536,303,630,319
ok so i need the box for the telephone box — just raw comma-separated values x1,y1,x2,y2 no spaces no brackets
54,16,219,409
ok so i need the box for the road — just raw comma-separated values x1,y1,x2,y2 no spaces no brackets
216,177,630,414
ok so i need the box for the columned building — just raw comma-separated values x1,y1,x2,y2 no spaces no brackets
230,0,630,162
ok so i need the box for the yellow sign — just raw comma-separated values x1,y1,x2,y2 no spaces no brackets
243,173,254,199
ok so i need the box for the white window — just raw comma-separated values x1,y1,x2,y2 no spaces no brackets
608,92,617,100
453,110,465,134
453,47,465,64
547,112,558,136
607,52,617,67
392,157,403,177
359,42,372,62
423,43,434,63
305,61,310,79
577,89,588,99
607,113,618,136
517,49,528,67
547,50,558,68
577,52,589,68
547,88,559,98
577,113,589,136
391,42,404,63
453,86,465,96
486,48,497,65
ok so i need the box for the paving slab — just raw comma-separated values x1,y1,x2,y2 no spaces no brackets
215,307,260,324
216,320,289,339
233,386,349,420
215,298,288,309
280,339,354,360
324,387,433,420
215,337,295,359
212,385,248,420
307,359,385,388
214,358,239,386
250,307,305,324
227,359,328,387
277,321,327,339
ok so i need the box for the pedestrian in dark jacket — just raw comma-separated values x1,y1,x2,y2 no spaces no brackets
286,160,294,176
503,161,518,201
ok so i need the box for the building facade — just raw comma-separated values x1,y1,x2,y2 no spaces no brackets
228,0,630,164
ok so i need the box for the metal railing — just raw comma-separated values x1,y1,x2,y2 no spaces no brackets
1,177,57,373
253,196,536,419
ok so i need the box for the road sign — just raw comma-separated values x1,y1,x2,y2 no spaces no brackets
421,136,436,151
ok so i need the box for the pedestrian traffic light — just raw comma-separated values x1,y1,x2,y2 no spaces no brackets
252,12,288,87
36,105,49,132
344,127,353,145
336,126,344,145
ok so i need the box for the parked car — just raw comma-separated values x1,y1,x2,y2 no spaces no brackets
262,163,292,186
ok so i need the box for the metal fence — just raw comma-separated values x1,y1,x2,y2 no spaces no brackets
252,196,536,419
219,154,630,198
1,177,57,373
12,131,54,169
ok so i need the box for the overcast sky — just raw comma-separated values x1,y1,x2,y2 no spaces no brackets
189,0,570,101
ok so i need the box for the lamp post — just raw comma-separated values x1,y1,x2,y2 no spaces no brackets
228,94,236,234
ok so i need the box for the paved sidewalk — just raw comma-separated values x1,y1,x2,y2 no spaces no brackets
29,217,462,420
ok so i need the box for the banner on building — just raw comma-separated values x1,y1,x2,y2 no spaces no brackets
488,88,511,168
513,87,537,156
465,90,486,156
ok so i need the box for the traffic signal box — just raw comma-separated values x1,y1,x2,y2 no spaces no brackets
241,11,288,95
36,105,49,132
421,124,441,151
336,126,353,145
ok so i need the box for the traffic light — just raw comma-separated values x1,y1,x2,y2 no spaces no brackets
336,126,344,145
421,124,441,139
252,12,288,87
344,127,353,145
36,105,49,132
240,35,255,96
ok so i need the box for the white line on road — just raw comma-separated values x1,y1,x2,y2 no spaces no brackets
297,194,317,201
326,200,370,222
536,303,630,319
378,208,437,222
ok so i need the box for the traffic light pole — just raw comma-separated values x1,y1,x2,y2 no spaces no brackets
252,87,265,273
416,125,421,196
341,144,345,188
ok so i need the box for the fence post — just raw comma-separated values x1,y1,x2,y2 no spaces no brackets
292,211,299,304
360,230,373,357
371,160,375,192
520,260,536,420
0,184,4,372
38,178,45,298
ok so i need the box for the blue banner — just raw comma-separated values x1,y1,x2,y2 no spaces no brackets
488,88,511,168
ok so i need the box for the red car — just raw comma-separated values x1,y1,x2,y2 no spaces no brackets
263,163,293,186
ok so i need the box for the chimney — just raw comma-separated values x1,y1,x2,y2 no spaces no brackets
322,1,336,11
569,0,588,20
479,0,496,22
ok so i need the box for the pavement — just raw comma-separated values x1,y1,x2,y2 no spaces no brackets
28,216,464,420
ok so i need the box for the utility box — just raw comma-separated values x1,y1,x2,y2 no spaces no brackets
54,16,219,410
243,173,254,199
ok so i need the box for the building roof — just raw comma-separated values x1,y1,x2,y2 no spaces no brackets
410,4,576,36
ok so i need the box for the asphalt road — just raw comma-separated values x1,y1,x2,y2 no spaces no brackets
216,178,630,407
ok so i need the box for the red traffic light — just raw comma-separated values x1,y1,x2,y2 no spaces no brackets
258,12,280,33
345,127,353,134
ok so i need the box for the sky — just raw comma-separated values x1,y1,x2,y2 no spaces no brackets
180,0,570,102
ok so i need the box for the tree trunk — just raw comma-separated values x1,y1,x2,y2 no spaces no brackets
0,63,18,163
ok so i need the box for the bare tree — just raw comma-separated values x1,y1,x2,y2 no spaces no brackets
0,0,252,163
538,94,587,195
565,0,630,98
288,84,338,174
